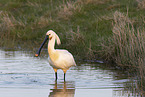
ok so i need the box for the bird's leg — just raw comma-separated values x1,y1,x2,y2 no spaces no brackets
54,80,57,89
55,72,57,81
53,68,58,81
63,69,67,81
64,73,66,81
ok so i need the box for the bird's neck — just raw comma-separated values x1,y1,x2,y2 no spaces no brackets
48,37,55,55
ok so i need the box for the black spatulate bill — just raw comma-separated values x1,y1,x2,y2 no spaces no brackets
35,35,48,57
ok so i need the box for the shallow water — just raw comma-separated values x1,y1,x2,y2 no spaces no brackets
0,50,141,97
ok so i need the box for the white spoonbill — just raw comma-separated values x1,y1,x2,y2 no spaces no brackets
35,30,76,81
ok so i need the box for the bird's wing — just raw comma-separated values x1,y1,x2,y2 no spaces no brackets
56,49,76,66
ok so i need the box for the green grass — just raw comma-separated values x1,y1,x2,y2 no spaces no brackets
0,0,145,94
0,0,144,57
0,0,143,53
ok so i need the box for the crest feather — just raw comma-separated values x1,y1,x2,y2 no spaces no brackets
55,33,61,45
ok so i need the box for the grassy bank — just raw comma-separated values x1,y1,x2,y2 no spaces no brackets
0,0,144,58
101,11,145,93
0,0,145,94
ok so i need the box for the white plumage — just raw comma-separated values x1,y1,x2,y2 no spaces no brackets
46,30,76,81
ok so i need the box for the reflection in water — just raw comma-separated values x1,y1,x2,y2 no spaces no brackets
0,50,144,97
49,81,75,97
113,88,141,97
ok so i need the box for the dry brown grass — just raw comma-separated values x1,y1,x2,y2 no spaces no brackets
65,26,85,46
27,1,42,10
57,0,110,20
0,11,16,30
137,0,145,9
77,0,110,5
101,11,145,93
36,16,52,28
0,11,28,48
86,41,96,60
138,58,145,94
0,11,26,31
102,11,145,66
0,11,16,43
57,0,82,20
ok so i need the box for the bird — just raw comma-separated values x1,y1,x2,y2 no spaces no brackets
35,30,76,81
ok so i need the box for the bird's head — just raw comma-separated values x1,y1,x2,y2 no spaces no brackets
46,30,61,45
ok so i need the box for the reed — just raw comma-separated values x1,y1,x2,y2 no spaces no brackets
101,11,145,93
